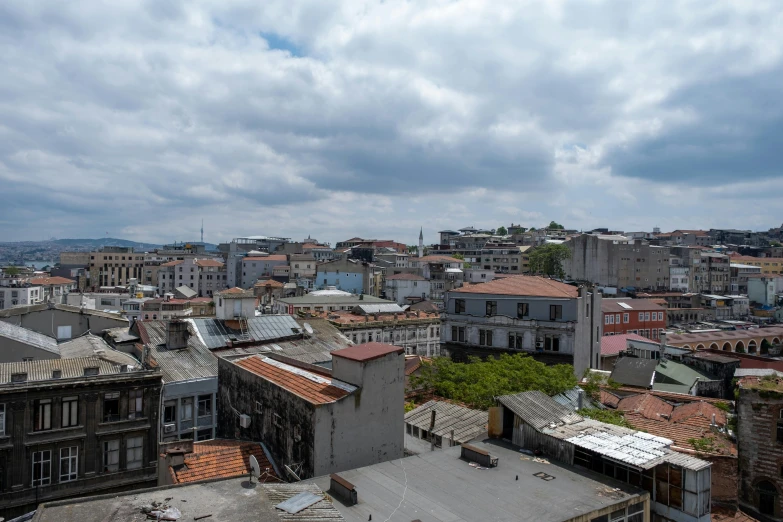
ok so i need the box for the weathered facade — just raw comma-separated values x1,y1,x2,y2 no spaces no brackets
216,343,404,480
0,304,128,341
0,357,162,519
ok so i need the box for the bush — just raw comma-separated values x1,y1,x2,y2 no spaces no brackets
580,408,630,428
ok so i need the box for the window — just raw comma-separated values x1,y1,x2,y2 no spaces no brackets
103,440,119,472
128,389,143,419
164,401,176,423
644,312,650,321
606,315,613,325
550,305,562,321
198,395,212,417
457,327,465,342
454,299,465,314
623,313,629,323
638,312,644,321
62,396,78,427
196,429,212,441
479,329,493,346
658,312,664,321
508,332,523,350
126,436,143,470
103,392,120,423
56,325,72,340
544,335,560,352
181,397,193,421
517,302,529,318
486,301,497,316
615,314,621,323
0,403,4,436
32,450,51,486
34,399,52,431
60,446,78,482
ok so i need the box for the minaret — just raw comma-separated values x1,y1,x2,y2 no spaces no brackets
201,219,204,243
418,227,424,258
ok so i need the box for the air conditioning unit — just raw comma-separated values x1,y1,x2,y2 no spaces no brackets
239,414,251,428
535,342,544,349
163,423,176,434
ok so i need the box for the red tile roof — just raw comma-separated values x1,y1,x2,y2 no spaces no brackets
254,279,284,288
600,333,650,356
451,275,578,298
170,439,278,484
219,287,247,294
670,401,727,428
28,276,76,286
623,412,736,456
333,342,404,362
414,255,464,263
601,299,667,313
235,355,351,404
195,259,224,267
616,393,673,421
244,254,287,262
600,390,621,408
386,273,427,281
161,260,184,267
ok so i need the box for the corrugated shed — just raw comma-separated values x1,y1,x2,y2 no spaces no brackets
0,356,124,384
137,321,217,383
404,400,488,443
0,321,59,354
497,390,583,430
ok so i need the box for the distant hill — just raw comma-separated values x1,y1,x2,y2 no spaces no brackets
51,238,164,250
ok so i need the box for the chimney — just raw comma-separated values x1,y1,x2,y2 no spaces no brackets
660,331,667,352
166,320,190,349
577,389,584,411
329,474,358,506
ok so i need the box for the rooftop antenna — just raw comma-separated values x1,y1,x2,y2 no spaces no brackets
201,219,204,244
249,454,261,484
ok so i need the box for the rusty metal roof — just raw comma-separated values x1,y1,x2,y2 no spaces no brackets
497,390,583,430
0,356,129,385
404,400,488,444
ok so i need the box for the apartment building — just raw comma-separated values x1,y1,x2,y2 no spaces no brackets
442,275,603,375
29,276,77,303
730,263,762,294
240,253,287,288
157,258,227,297
0,284,42,310
564,234,670,291
316,257,381,295
695,253,731,294
601,298,667,340
731,255,783,275
88,247,146,289
0,357,162,518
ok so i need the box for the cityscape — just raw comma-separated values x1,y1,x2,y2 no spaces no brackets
2,2,783,522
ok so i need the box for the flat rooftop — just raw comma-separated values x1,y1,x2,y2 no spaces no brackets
305,439,646,522
33,477,343,522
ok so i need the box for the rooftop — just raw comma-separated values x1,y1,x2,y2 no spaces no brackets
234,355,356,405
665,326,783,345
497,390,583,430
0,356,139,386
194,259,224,267
385,273,427,281
412,255,464,263
278,294,391,305
312,309,439,326
216,287,255,299
304,439,647,522
0,320,59,355
170,439,278,484
602,299,666,313
254,279,285,288
738,374,783,393
332,342,403,362
244,254,287,262
404,400,488,444
137,321,217,383
0,303,129,321
58,334,139,366
33,477,343,522
188,315,304,349
28,276,76,286
610,358,658,388
451,275,579,298
601,333,651,356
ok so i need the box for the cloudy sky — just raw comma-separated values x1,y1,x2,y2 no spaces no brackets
1,1,782,246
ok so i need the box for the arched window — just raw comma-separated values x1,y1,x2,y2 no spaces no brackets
749,340,758,354
152,314,157,320
736,341,745,353
758,480,777,516
709,343,719,350
723,342,732,351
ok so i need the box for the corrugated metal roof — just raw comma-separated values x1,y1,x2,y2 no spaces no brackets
137,321,217,383
610,358,657,388
354,303,405,314
59,334,139,366
404,400,488,443
552,386,604,410
263,484,344,521
0,356,126,384
188,316,302,349
565,428,673,468
497,390,583,430
0,321,59,354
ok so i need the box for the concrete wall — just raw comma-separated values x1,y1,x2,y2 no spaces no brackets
385,279,430,305
748,278,778,307
215,297,256,320
319,271,364,294
447,292,579,321
241,258,287,288
161,377,218,441
0,308,128,339
0,337,59,363
317,351,404,476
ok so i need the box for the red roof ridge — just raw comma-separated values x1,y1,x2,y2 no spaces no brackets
333,342,404,362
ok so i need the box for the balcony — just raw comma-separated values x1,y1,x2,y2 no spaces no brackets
443,313,576,331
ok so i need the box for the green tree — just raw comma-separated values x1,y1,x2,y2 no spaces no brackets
548,221,565,230
409,353,577,409
452,253,464,260
528,244,571,279
4,266,20,276
496,226,508,236
580,408,630,428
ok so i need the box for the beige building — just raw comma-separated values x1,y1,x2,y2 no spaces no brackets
88,247,146,289
157,258,228,297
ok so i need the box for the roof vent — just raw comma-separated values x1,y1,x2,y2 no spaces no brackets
329,474,358,506
52,370,62,379
11,372,27,383
120,364,128,373
84,367,99,376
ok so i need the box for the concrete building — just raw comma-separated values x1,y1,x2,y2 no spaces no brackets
316,257,380,295
748,275,783,307
696,253,731,295
87,247,147,289
157,257,227,297
214,287,257,320
274,293,393,315
217,342,404,480
602,298,667,340
289,253,317,288
731,263,763,294
254,279,285,307
731,256,783,276
384,273,431,305
0,284,42,310
564,234,670,291
240,253,288,289
665,326,783,354
496,390,711,522
737,373,783,519
0,357,162,518
0,304,128,341
136,320,218,442
312,305,441,356
0,321,61,362
442,275,603,376
28,276,76,303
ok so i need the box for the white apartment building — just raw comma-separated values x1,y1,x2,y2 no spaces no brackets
240,253,287,288
0,285,42,310
157,258,228,297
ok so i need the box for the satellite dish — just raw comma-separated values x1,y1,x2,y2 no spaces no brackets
303,322,314,334
249,455,261,483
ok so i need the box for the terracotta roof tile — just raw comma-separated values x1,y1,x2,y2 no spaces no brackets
161,260,184,267
601,333,650,356
244,254,287,262
711,506,760,522
451,275,579,298
623,412,736,456
333,342,404,362
414,255,465,263
171,439,279,484
600,389,621,408
254,279,285,288
28,276,76,286
670,401,727,427
195,259,224,267
235,355,352,404
616,393,674,421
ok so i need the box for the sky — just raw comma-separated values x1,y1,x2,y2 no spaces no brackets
1,1,782,247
